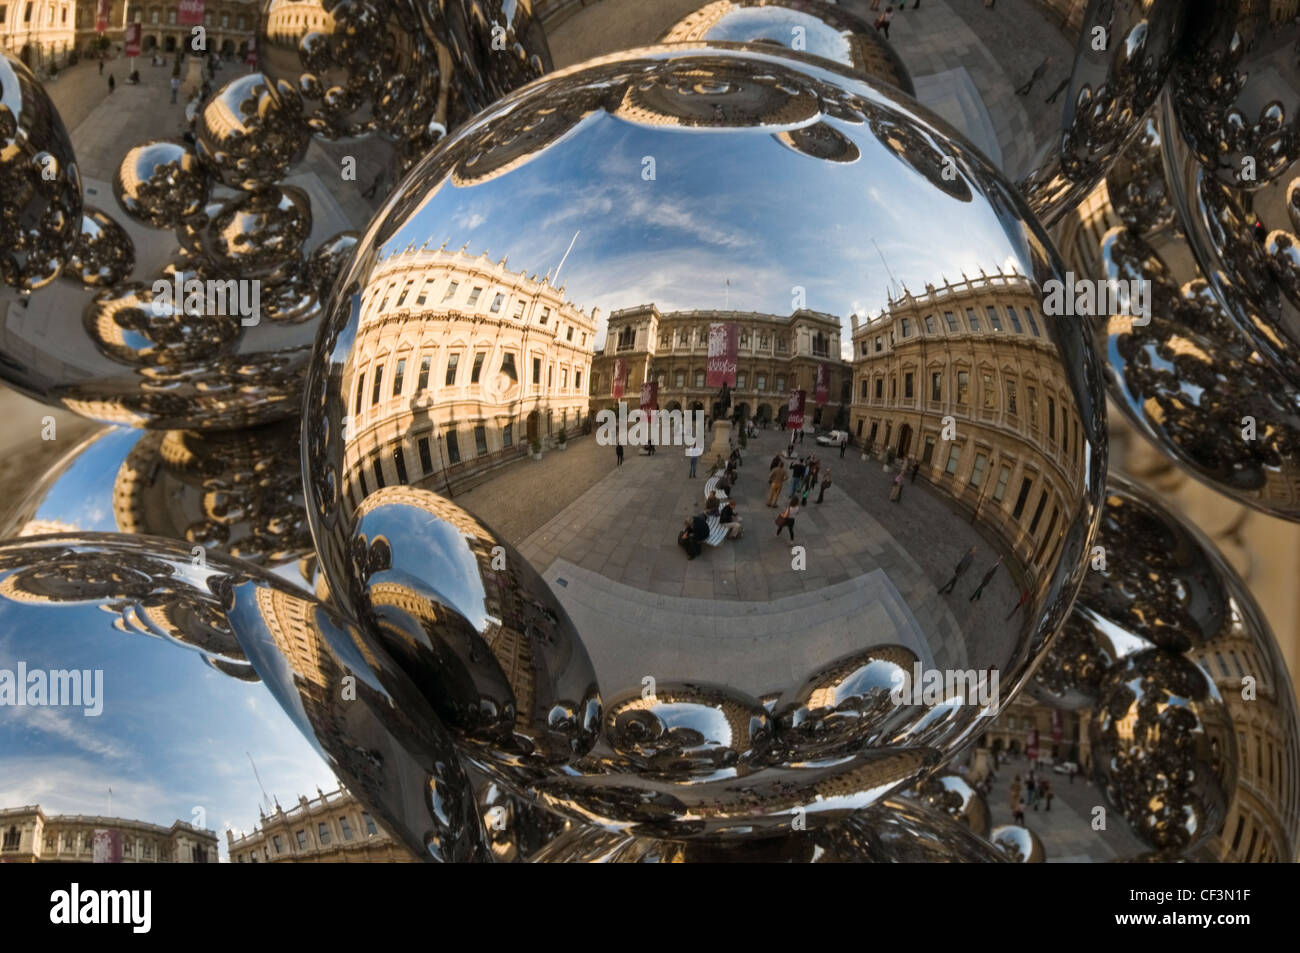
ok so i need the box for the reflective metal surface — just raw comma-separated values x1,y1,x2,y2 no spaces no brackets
528,797,1005,862
659,0,913,94
113,139,212,231
303,45,1107,836
62,207,135,289
989,823,1045,863
196,186,314,279
0,534,486,862
904,771,991,838
0,50,82,291
196,73,311,192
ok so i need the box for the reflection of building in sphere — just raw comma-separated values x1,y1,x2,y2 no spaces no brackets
592,305,849,429
225,786,413,863
340,248,596,503
850,270,1083,578
0,805,217,863
71,1,258,60
614,60,821,129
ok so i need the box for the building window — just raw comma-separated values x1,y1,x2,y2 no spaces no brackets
860,379,869,399
467,287,482,308
533,357,542,386
695,370,705,387
986,306,1002,331
956,370,969,404
617,326,635,350
539,307,550,324
676,370,686,388
295,830,308,851
756,373,766,391
513,301,525,320
442,280,459,302
776,375,785,393
1027,386,1038,427
548,366,553,387
1012,478,1034,520
273,835,285,854
501,352,518,382
392,358,406,396
474,425,488,456
1006,306,1023,333
340,817,354,841
924,315,937,334
982,373,994,408
362,813,378,836
371,364,384,405
471,352,486,384
943,311,958,332
396,280,413,307
446,353,460,386
875,335,883,352
969,452,988,488
930,372,942,401
1028,491,1049,533
490,292,504,313
416,282,430,306
23,1,31,21
372,457,385,489
355,373,365,414
317,823,331,845
561,367,568,389
393,446,408,483
1048,396,1057,440
1026,310,1041,336
418,437,433,473
503,421,513,447
1006,381,1017,415
446,431,460,464
45,834,54,850
874,378,883,399
966,308,979,331
945,445,961,475
904,372,914,399
575,370,582,391
991,466,1010,503
661,332,671,347
567,326,574,342
417,355,431,390
900,318,912,338
922,435,936,464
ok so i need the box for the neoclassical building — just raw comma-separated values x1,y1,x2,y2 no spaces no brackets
591,305,850,429
0,804,217,862
342,247,597,501
1,0,76,68
226,786,413,863
849,270,1085,574
72,0,257,57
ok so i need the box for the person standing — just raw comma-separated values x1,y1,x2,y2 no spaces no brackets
1005,588,1030,621
938,545,976,594
875,6,894,38
775,496,800,540
687,444,702,478
1010,777,1024,826
615,442,624,467
968,555,1004,602
1043,780,1053,812
107,73,115,93
1015,56,1051,96
1044,76,1070,104
766,459,785,507
99,58,104,75
839,434,847,458
907,455,919,483
816,467,831,504
889,469,904,502
170,75,180,103
791,456,805,492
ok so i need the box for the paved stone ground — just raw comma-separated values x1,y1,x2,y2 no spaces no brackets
983,751,1145,862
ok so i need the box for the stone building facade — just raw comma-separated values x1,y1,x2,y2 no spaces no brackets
0,804,217,862
1,0,76,67
71,0,257,57
226,786,413,863
590,305,850,429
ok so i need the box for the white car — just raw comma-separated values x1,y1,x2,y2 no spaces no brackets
1052,761,1078,775
816,430,847,447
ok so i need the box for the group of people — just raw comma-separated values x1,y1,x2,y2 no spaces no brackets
936,546,1003,602
1010,772,1053,824
678,449,746,559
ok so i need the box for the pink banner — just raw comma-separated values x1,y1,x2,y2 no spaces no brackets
785,390,806,430
245,33,258,65
124,22,142,57
639,380,658,411
177,0,205,26
1026,726,1039,760
92,829,122,863
611,358,628,399
705,322,738,387
95,0,112,32
1051,709,1063,743
814,362,829,405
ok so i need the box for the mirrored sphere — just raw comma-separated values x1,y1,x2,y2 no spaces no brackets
195,72,311,191
196,186,313,278
113,139,212,230
989,824,1045,863
62,206,135,288
303,45,1107,836
0,535,486,862
659,0,913,95
0,50,82,291
903,771,991,838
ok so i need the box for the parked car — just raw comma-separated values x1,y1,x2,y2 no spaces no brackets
1052,761,1078,775
816,429,848,447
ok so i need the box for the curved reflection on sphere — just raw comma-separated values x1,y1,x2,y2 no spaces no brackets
903,772,991,838
197,186,313,278
529,797,1005,862
0,51,83,291
63,206,135,288
660,0,913,95
1,422,314,576
113,139,211,230
195,72,311,191
1059,476,1300,862
989,824,1045,863
0,535,486,862
303,45,1107,836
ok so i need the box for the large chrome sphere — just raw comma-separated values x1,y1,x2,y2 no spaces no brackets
303,44,1107,837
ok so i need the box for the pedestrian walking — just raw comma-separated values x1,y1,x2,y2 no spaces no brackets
907,455,918,483
1044,76,1069,104
1043,780,1053,812
687,444,702,478
1068,764,1076,784
775,496,799,540
791,456,805,492
766,460,785,507
615,442,624,467
1005,588,1030,620
839,434,847,458
1015,56,1051,96
798,428,805,444
170,75,180,103
816,467,831,503
874,5,894,38
107,74,115,93
968,556,1004,602
938,545,976,594
788,432,796,456
99,58,104,75
888,470,904,502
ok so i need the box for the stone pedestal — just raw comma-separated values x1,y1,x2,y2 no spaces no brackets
708,419,733,459
183,55,205,99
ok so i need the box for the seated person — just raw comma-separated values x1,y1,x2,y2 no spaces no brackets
725,464,738,485
678,519,702,559
729,449,742,468
691,513,710,541
719,501,743,538
706,491,721,516
717,472,734,494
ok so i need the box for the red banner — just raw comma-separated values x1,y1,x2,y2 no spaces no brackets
96,0,112,32
124,22,142,57
93,829,122,864
245,33,258,65
705,322,738,387
1026,726,1039,760
815,362,829,405
639,380,658,411
1051,709,1063,743
785,390,806,430
178,0,205,25
611,358,628,399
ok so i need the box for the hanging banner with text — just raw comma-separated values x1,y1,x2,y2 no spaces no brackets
177,0,205,26
124,22,142,57
611,358,628,399
815,362,830,405
92,829,122,864
705,322,738,387
785,389,806,430
639,380,658,411
96,0,112,32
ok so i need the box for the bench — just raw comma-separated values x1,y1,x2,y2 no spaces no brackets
703,472,729,503
704,516,729,547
